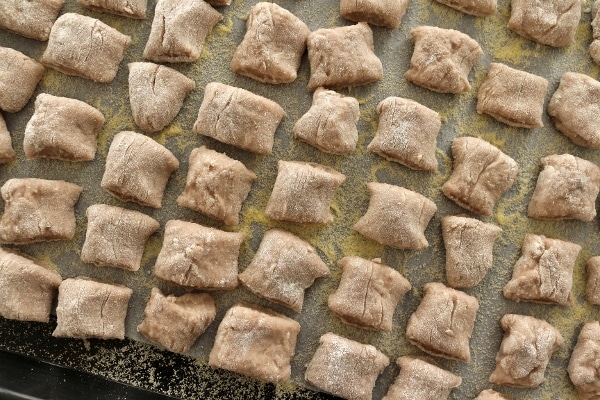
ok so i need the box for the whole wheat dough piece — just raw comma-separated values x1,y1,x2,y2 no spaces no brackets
442,216,502,288
238,229,329,312
143,0,222,63
53,277,132,340
382,356,462,400
508,0,583,47
0,248,62,322
101,131,179,208
340,0,409,28
193,82,286,154
354,182,437,249
0,47,45,113
442,136,519,216
77,0,147,19
503,234,581,306
490,314,564,387
80,204,160,271
528,154,600,221
592,41,600,65
305,332,389,400
586,256,600,304
328,256,411,332
23,93,105,161
568,321,600,399
592,2,600,64
0,113,16,163
406,282,479,362
209,302,300,383
0,178,82,244
307,22,383,91
177,146,256,225
0,0,64,41
434,0,496,16
42,13,131,83
405,26,483,94
265,161,346,224
475,389,511,399
137,287,216,354
154,220,244,290
367,97,441,171
477,63,548,128
293,88,360,155
128,62,195,133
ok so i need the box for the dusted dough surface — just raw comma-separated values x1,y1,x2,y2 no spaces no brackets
340,0,409,28
0,46,45,113
77,0,147,19
0,113,16,163
0,0,64,41
568,321,600,400
593,1,600,64
586,256,600,304
474,389,511,399
434,0,496,16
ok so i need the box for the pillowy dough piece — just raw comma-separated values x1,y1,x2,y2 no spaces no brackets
307,23,383,91
586,256,600,304
176,146,256,226
503,234,581,306
193,82,286,155
442,136,519,216
528,154,600,221
433,0,496,16
0,0,64,41
592,2,600,64
508,0,583,47
101,131,179,208
209,302,300,383
0,47,45,113
305,332,389,400
405,26,483,94
77,0,147,19
0,248,62,322
354,182,437,249
477,63,548,128
143,0,222,63
367,97,441,171
442,216,502,288
0,178,82,244
154,220,244,290
128,62,195,133
340,0,409,28
328,256,411,332
490,314,564,387
568,321,600,400
475,389,511,399
42,13,131,83
0,113,16,163
238,229,329,312
53,277,132,340
80,204,160,271
23,93,105,161
265,161,345,224
137,288,216,354
382,356,462,400
293,88,360,155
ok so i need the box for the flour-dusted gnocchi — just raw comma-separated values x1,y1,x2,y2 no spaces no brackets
0,0,64,41
0,46,45,113
568,321,600,400
586,256,600,305
592,1,600,64
77,0,147,19
475,389,511,399
0,113,15,164
433,0,496,16
340,0,409,28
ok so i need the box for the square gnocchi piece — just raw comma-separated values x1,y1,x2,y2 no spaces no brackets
354,182,437,249
382,356,462,400
307,23,383,91
476,63,548,128
42,13,131,83
433,0,497,16
503,234,581,306
527,154,600,221
475,390,511,399
176,146,256,226
406,282,479,362
238,229,329,312
340,0,409,28
265,161,345,224
137,287,216,354
293,87,360,155
101,131,179,208
586,256,600,304
0,248,62,322
568,321,600,399
0,178,82,244
80,204,160,271
53,277,133,339
128,62,195,133
490,314,564,387
154,220,244,290
328,256,411,332
77,0,147,19
405,26,483,94
0,46,45,113
0,0,64,41
193,82,286,155
209,302,300,382
442,215,502,288
0,113,16,163
143,0,222,63
367,97,441,171
442,137,519,216
305,332,389,400
231,3,309,84
23,93,105,161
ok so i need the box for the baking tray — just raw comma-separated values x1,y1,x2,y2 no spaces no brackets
1,0,599,398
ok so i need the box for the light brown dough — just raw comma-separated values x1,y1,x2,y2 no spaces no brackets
340,0,409,28
434,0,496,16
0,46,45,113
0,0,64,41
568,321,600,400
475,389,511,399
0,113,16,163
591,40,600,65
586,256,600,305
592,1,600,64
77,0,147,19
